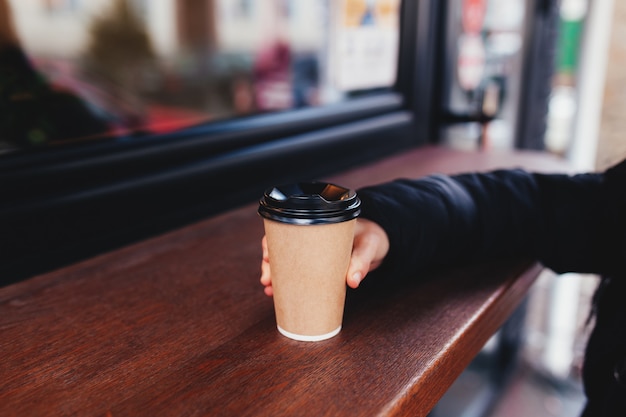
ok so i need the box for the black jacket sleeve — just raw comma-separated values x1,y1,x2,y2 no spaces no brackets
356,159,626,280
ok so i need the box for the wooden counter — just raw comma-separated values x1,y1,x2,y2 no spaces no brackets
0,146,572,416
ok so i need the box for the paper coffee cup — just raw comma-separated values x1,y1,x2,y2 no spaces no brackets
259,182,361,341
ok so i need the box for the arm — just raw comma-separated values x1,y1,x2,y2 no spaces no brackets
357,162,626,280
260,160,626,293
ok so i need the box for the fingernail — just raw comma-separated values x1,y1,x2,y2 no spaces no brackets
352,272,362,285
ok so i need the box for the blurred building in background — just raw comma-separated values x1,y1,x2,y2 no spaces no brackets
4,0,400,144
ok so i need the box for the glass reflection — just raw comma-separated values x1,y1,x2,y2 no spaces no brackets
0,0,400,154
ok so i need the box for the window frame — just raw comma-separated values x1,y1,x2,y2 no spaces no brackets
0,0,443,284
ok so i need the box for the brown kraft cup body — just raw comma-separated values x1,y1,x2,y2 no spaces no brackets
258,182,361,341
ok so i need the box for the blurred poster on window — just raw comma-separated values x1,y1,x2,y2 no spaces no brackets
330,0,400,92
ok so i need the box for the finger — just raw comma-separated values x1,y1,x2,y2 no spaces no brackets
260,261,273,297
260,257,271,286
261,236,269,262
260,246,274,297
260,236,270,284
346,232,381,289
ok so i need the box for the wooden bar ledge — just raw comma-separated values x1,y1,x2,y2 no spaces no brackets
0,146,572,416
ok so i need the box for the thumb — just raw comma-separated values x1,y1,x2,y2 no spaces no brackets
346,231,383,289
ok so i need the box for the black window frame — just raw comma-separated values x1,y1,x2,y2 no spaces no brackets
0,0,443,284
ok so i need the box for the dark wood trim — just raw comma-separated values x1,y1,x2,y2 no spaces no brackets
1,112,415,285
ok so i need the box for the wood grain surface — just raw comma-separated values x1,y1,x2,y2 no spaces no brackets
0,146,572,416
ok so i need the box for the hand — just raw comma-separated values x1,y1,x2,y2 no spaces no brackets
260,218,390,296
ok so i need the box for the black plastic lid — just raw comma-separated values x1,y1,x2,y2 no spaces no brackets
258,182,361,225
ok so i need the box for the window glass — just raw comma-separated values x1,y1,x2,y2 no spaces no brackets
1,0,400,154
439,0,527,150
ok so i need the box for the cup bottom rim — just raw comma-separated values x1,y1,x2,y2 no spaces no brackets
277,325,342,342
